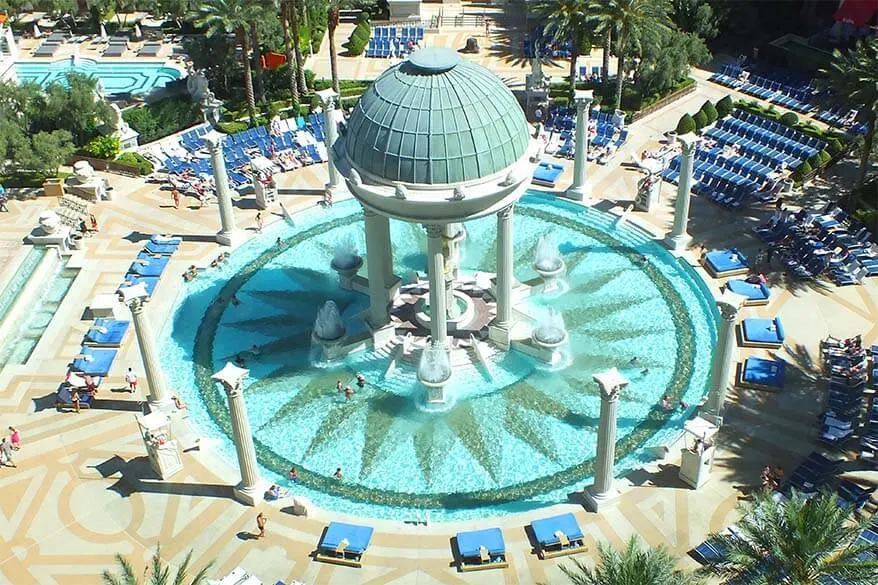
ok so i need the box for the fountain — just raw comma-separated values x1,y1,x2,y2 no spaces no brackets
533,233,566,293
311,300,346,362
531,308,570,366
329,234,363,288
417,342,452,404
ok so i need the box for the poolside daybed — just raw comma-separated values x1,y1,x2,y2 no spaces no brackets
738,357,786,391
530,512,587,559
144,240,179,255
703,248,749,277
129,253,169,277
532,162,565,187
315,521,374,568
71,346,118,376
456,527,509,572
740,317,785,348
725,279,771,306
84,318,130,347
55,386,93,411
119,273,159,296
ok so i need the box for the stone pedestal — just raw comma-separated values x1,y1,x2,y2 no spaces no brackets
663,134,699,251
583,368,629,512
679,445,715,489
119,283,173,413
565,90,594,203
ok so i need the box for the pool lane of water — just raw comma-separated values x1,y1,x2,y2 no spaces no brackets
160,193,717,521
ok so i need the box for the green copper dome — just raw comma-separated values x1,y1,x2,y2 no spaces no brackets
345,48,530,185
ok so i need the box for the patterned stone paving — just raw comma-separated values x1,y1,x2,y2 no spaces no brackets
0,65,876,585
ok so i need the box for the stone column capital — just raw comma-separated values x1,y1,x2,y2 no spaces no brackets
362,207,377,218
593,367,629,401
497,204,515,220
127,297,146,314
222,381,242,399
678,133,700,155
717,289,745,321
424,223,444,238
573,89,594,109
203,131,226,152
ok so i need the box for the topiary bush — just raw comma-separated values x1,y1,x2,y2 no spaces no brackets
807,153,821,169
818,149,831,165
676,113,696,134
715,95,734,118
84,135,121,159
344,19,371,56
692,110,708,130
780,112,799,126
116,152,154,175
825,136,843,156
217,121,248,135
792,161,812,181
700,100,718,124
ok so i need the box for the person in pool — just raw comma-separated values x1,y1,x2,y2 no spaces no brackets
356,374,366,388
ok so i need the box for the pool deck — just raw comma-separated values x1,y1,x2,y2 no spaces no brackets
0,70,877,585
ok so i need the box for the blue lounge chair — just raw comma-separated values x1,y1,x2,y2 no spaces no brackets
119,274,159,297
55,385,93,411
533,162,564,187
71,346,118,376
456,527,508,571
703,248,749,277
315,521,374,567
84,319,131,347
151,235,181,245
130,253,169,277
144,241,178,256
531,513,586,559
738,357,785,391
740,317,785,348
725,280,771,306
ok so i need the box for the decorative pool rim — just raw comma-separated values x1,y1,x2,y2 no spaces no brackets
183,194,718,511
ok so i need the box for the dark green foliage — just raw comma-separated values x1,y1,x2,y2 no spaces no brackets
635,28,711,99
807,153,821,169
676,113,696,134
84,135,121,159
217,120,249,135
793,161,812,181
116,152,154,175
692,109,708,130
715,95,734,118
818,149,831,165
780,111,799,126
122,98,203,145
825,137,844,156
344,19,371,56
700,100,718,124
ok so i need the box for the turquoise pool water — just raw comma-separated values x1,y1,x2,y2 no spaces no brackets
0,247,47,325
0,258,78,368
160,193,718,521
16,58,181,95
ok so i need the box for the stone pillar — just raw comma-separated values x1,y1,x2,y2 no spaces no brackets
425,223,448,347
703,291,745,426
364,208,390,329
212,363,262,506
565,90,594,202
489,205,514,347
205,131,239,247
663,134,699,251
118,284,172,412
318,89,341,195
584,367,629,512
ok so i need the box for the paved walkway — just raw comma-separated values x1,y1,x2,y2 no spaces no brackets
0,67,876,585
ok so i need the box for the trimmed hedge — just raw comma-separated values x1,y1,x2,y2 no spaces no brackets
716,95,734,119
700,100,718,124
217,121,249,134
345,20,371,56
692,110,708,130
792,161,812,181
676,113,696,134
818,149,831,165
116,152,154,175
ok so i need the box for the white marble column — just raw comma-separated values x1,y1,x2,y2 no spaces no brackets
703,290,745,425
317,89,341,194
119,284,172,412
425,223,448,347
565,90,594,202
205,131,239,247
585,367,629,512
212,363,262,506
364,208,391,329
489,205,514,346
664,134,699,251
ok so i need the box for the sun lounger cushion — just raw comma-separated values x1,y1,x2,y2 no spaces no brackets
742,317,785,345
726,279,770,302
531,513,583,547
129,253,169,277
741,357,785,389
319,522,374,555
119,274,159,296
151,234,182,245
705,248,748,274
85,319,130,346
65,371,102,389
533,162,564,185
71,346,118,376
456,528,505,558
144,241,179,255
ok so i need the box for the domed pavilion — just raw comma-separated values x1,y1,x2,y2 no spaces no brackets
334,48,539,369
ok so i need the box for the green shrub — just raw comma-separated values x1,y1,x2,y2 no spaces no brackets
304,69,315,90
780,112,799,126
84,135,121,159
340,96,360,109
345,20,371,56
122,97,203,144
792,161,812,181
676,113,696,134
818,149,831,165
692,110,708,130
700,100,718,124
551,96,570,107
217,121,248,135
807,153,821,168
825,137,844,156
715,95,734,118
116,152,153,175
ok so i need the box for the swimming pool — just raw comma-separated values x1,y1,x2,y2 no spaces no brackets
161,193,718,521
16,58,181,95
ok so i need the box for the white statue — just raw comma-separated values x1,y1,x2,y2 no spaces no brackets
349,168,362,186
450,186,466,201
394,183,408,199
187,69,209,101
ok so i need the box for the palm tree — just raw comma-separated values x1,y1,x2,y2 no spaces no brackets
560,536,703,584
326,0,344,93
592,0,672,111
533,0,593,90
588,0,615,86
102,546,212,585
198,0,260,125
822,38,878,197
280,0,305,104
703,490,878,584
